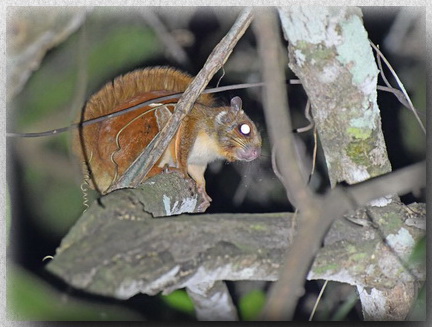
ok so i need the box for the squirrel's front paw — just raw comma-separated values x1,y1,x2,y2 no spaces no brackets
196,185,212,212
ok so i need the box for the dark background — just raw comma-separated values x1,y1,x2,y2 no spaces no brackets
6,6,426,321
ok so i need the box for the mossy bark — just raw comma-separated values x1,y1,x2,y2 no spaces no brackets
46,171,425,300
279,7,392,187
278,6,422,320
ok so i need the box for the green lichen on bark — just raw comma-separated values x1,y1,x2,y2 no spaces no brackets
249,223,267,231
347,127,372,140
283,7,391,186
294,40,336,67
313,263,339,275
336,14,379,86
346,137,375,166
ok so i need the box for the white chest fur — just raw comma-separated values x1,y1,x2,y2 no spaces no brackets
188,131,223,166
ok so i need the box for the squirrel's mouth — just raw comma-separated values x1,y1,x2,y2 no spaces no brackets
236,146,261,161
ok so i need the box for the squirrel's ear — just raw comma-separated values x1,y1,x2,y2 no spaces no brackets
230,96,242,113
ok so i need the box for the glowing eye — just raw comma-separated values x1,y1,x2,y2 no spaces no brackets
239,123,251,135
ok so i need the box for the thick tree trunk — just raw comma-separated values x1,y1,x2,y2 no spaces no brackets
278,6,420,320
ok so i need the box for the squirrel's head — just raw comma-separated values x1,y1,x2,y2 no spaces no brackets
215,96,262,162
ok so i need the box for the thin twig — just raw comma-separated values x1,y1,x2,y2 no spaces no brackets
375,44,392,88
309,280,329,321
377,85,410,111
216,67,226,88
6,81,264,138
307,124,323,322
8,72,417,140
307,126,318,185
295,99,314,133
254,9,314,212
6,77,305,139
370,41,425,134
374,47,423,115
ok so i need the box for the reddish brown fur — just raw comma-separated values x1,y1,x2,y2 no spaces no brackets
73,67,215,193
73,66,261,198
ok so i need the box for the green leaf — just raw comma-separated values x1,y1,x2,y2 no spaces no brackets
409,236,426,264
6,186,11,247
406,284,426,321
238,290,266,321
7,265,142,321
23,164,84,238
161,290,195,315
331,291,359,321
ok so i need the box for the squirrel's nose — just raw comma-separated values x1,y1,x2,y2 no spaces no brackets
237,146,261,161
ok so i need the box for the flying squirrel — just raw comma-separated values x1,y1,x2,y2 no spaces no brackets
72,66,262,209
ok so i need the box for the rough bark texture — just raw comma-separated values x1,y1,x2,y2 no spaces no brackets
279,7,392,188
46,172,294,299
186,281,239,321
312,202,425,288
46,172,425,302
277,6,422,320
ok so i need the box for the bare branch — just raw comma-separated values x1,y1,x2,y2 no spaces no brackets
253,8,316,212
254,8,322,320
5,81,264,138
370,41,426,134
294,100,314,133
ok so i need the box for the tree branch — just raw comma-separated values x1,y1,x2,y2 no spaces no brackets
254,8,324,320
46,162,425,303
279,6,392,187
253,8,316,212
276,7,422,321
